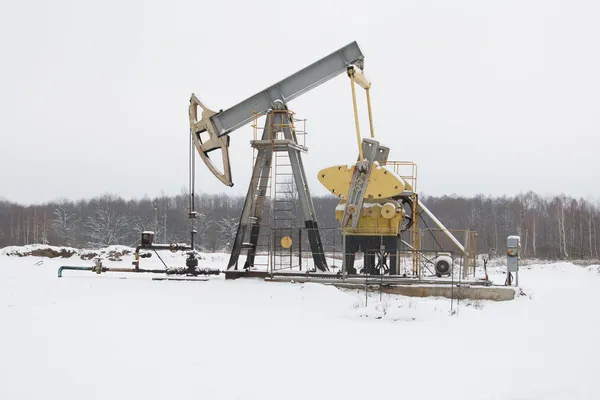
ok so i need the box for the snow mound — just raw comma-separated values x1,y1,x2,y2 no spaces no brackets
79,245,136,261
0,244,78,258
1,244,136,261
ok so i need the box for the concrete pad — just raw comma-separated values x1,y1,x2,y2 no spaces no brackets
264,276,516,301
334,283,516,301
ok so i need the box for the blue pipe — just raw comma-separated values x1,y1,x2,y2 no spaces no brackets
57,266,94,278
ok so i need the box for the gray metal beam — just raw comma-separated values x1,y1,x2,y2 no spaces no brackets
211,41,364,137
342,138,381,229
418,200,465,254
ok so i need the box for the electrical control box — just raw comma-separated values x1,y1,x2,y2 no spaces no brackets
141,231,155,247
507,235,520,273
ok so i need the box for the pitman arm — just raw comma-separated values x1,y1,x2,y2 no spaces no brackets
189,41,365,186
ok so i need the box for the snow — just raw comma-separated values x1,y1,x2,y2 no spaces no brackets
0,244,137,258
1,248,600,399
0,243,79,257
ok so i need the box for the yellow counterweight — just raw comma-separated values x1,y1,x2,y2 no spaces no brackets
317,163,407,200
319,163,409,235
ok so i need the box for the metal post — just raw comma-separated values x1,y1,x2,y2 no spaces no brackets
506,235,520,286
412,194,419,277
463,230,470,279
298,228,302,271
342,233,347,276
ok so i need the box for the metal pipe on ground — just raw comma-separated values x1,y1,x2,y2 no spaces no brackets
58,266,167,278
57,266,93,278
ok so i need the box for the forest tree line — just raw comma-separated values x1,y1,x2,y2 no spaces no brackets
0,190,598,261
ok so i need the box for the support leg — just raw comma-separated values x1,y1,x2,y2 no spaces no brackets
344,235,358,275
227,118,273,270
281,112,328,271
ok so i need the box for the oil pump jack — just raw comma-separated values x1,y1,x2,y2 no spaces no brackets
189,42,366,272
189,41,468,276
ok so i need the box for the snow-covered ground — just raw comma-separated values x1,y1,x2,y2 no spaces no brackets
1,248,599,400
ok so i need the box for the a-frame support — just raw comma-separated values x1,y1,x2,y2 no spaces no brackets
227,104,328,272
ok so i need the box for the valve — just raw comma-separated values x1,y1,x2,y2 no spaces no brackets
92,258,103,274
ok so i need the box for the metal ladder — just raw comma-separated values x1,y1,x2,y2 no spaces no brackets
248,143,272,271
271,135,297,271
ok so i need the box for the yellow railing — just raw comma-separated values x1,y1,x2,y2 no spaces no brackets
380,161,418,193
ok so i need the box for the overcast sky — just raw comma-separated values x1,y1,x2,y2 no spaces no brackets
1,0,598,205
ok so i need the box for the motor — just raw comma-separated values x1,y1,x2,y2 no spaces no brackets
434,252,453,277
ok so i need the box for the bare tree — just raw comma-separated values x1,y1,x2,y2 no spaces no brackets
129,215,156,245
41,211,49,245
216,217,238,251
555,196,569,258
276,177,300,227
52,202,80,246
84,205,129,247
194,213,213,250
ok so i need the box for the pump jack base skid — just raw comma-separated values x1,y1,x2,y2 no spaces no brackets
225,270,272,280
152,277,210,282
224,269,491,284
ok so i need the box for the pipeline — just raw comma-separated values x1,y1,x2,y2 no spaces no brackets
58,265,169,278
132,243,192,269
57,240,220,278
57,266,93,278
58,258,220,278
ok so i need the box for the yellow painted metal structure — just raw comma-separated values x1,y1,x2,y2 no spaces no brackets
317,163,406,200
318,159,419,237
280,236,293,249
347,66,375,159
316,67,420,241
333,200,406,236
319,162,410,235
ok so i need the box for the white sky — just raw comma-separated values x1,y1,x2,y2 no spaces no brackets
1,0,599,205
